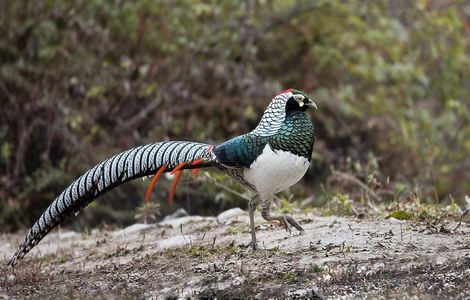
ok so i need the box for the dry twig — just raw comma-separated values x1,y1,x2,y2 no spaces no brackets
331,168,381,203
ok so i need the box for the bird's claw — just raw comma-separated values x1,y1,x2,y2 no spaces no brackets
241,241,258,250
284,215,304,232
274,215,304,233
250,241,258,250
279,216,292,233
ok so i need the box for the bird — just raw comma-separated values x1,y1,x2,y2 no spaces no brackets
8,89,317,266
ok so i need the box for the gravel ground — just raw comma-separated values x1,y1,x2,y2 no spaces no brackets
1,210,470,299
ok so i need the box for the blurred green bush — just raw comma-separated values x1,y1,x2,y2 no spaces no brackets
1,0,469,232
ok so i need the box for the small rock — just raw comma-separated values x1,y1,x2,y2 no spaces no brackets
7,274,15,282
357,265,367,274
44,231,79,241
436,256,448,265
387,217,405,224
0,243,10,253
159,287,174,295
192,265,208,273
217,208,245,223
372,262,385,270
289,289,324,300
112,223,155,236
159,216,215,228
163,208,189,221
288,289,313,299
158,235,195,249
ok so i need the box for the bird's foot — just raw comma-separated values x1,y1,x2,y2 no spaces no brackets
284,215,304,232
250,240,258,250
240,240,258,251
241,240,258,250
266,215,304,233
245,243,257,251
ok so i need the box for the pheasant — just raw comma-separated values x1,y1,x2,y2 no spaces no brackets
8,89,317,266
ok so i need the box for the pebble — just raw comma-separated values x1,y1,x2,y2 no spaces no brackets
387,217,406,224
159,216,215,228
112,223,156,236
217,207,245,223
163,208,189,221
158,234,195,249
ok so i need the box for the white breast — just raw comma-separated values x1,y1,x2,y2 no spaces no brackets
243,144,310,198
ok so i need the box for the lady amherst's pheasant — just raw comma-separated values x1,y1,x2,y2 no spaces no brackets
8,89,317,266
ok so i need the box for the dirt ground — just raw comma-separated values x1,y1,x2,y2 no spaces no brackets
1,209,469,299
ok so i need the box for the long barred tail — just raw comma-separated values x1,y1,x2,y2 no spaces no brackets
8,141,216,267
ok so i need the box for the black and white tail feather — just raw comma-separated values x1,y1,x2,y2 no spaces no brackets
8,141,215,267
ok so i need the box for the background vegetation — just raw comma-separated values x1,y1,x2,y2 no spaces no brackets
1,0,469,232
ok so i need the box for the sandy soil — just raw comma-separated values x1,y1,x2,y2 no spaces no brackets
1,209,469,299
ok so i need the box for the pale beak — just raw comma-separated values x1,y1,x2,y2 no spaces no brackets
305,98,318,110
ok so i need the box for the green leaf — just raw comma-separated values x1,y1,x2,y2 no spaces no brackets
86,85,106,99
1,142,12,160
386,210,413,220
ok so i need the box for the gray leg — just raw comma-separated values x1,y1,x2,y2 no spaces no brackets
260,199,304,233
248,195,261,250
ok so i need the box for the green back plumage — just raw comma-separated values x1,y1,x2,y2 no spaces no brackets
213,134,269,168
214,110,314,167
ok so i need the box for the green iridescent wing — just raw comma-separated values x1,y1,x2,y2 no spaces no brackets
213,133,269,168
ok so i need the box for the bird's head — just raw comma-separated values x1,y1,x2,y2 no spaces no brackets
253,88,317,136
282,88,317,113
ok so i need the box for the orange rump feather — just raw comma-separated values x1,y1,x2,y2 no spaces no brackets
145,164,167,203
170,161,187,175
190,159,204,177
168,170,184,205
146,158,205,205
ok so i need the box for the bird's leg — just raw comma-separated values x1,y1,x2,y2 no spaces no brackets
260,199,304,233
248,194,261,250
